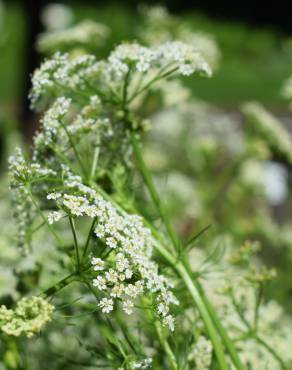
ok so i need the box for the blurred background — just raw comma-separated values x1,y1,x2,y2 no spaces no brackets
1,1,292,137
1,0,292,318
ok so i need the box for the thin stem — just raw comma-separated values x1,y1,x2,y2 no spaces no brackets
253,286,263,332
82,218,97,262
41,272,77,298
155,321,178,370
255,335,287,370
201,289,246,370
27,185,64,247
230,290,251,331
60,121,88,178
31,220,46,234
89,141,100,182
130,135,247,370
129,136,231,370
122,66,132,106
51,144,77,172
174,262,229,370
131,132,179,252
84,280,99,301
82,77,120,104
127,65,178,104
69,216,81,272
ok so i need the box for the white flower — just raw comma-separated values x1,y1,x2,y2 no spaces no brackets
188,336,212,369
105,236,117,249
122,300,134,315
157,302,169,317
63,195,88,216
108,43,155,77
110,284,124,298
37,19,110,54
91,257,105,271
47,211,63,224
132,358,153,369
93,276,106,290
95,224,105,238
105,269,118,283
47,192,61,200
124,268,133,279
98,298,114,313
156,41,212,76
116,253,129,272
162,314,175,331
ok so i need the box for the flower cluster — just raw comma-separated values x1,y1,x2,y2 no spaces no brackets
138,5,220,68
188,336,212,370
189,245,292,370
8,148,57,251
0,296,54,338
9,148,56,185
33,96,71,158
107,41,211,80
131,358,153,369
37,19,110,55
47,186,179,331
118,357,152,370
29,41,211,111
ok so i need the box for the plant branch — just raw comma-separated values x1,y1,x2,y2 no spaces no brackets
155,321,178,370
130,132,179,253
129,133,236,370
60,121,88,178
82,218,97,262
255,335,287,370
69,216,81,272
27,185,64,247
41,272,77,298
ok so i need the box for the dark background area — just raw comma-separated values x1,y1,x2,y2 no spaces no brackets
22,0,292,34
57,0,292,33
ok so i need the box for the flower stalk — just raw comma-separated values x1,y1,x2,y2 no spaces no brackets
130,131,245,370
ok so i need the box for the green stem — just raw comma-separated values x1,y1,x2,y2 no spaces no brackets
69,216,81,271
127,65,178,104
201,289,246,370
130,134,233,370
157,243,229,370
51,145,76,171
255,335,287,370
155,321,178,370
84,280,99,301
41,263,92,299
27,185,64,247
89,140,100,182
253,286,263,332
231,290,251,331
41,272,77,298
131,132,179,252
122,66,132,106
89,183,241,369
82,218,97,262
60,121,88,178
